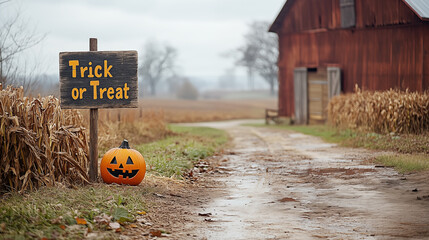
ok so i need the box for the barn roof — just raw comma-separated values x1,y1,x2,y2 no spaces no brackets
269,0,429,33
269,0,295,33
403,0,429,20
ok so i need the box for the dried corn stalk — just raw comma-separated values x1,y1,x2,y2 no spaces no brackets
0,86,89,193
328,85,429,134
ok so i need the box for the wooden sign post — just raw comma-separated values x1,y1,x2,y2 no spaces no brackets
59,38,138,182
89,38,98,182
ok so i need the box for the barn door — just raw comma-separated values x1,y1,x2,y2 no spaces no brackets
308,68,328,124
327,67,341,99
294,68,308,124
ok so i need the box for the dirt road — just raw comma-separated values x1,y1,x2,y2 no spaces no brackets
185,121,429,239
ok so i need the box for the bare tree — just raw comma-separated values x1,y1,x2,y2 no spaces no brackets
236,21,279,95
236,44,258,90
139,41,177,96
0,2,45,91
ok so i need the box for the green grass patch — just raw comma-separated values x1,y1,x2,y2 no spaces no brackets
0,184,148,239
375,154,429,173
136,125,228,178
0,125,227,239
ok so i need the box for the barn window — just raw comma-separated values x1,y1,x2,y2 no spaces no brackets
340,0,355,28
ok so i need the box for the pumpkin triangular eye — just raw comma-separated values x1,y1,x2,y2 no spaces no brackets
126,156,134,165
110,157,117,164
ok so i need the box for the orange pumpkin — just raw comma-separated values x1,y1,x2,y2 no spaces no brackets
100,140,146,185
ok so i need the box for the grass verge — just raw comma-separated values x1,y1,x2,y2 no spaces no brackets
136,125,228,178
0,125,227,239
374,154,429,173
250,123,429,173
0,185,148,239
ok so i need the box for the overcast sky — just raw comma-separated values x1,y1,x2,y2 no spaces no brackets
3,0,285,81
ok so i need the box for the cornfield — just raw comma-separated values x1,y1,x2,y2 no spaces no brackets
0,86,89,193
328,86,429,134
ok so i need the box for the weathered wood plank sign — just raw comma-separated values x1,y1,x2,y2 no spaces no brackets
59,51,138,108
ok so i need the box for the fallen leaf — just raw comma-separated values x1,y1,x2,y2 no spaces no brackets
129,224,138,228
198,213,212,217
75,217,87,225
137,211,146,215
109,222,121,230
86,233,99,239
115,228,122,233
150,230,162,237
94,213,112,225
169,193,182,197
60,225,66,230
0,222,6,232
153,193,166,198
113,207,132,223
278,197,297,202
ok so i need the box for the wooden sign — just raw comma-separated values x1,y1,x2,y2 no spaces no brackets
59,51,138,108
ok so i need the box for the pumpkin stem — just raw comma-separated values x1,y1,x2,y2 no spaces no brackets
119,139,130,149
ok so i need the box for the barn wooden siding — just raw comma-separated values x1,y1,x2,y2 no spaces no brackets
274,0,429,117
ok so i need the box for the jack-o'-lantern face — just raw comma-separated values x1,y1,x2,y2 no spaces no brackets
107,155,139,179
100,140,146,185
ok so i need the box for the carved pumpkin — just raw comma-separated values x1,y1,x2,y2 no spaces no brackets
100,140,146,185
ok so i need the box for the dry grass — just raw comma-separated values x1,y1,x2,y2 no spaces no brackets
0,86,89,193
328,86,429,134
93,98,276,124
98,111,173,153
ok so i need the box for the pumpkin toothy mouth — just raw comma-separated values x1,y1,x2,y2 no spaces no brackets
107,168,139,179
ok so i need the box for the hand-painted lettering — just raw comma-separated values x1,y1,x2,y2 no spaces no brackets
68,60,113,78
104,60,113,77
69,60,79,78
89,81,131,100
90,80,100,99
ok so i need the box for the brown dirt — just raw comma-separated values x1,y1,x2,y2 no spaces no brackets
120,120,429,240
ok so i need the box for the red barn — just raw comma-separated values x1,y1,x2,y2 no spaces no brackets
269,0,429,124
